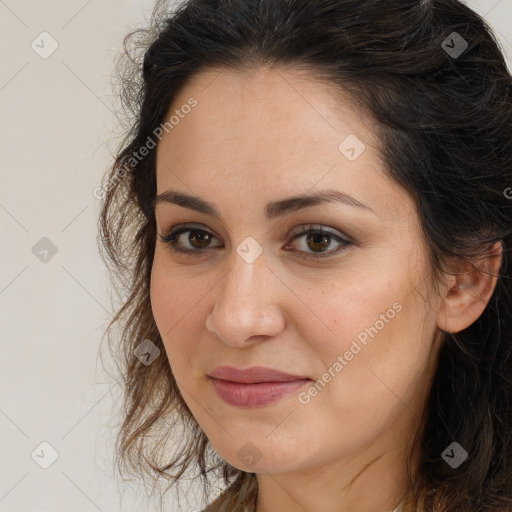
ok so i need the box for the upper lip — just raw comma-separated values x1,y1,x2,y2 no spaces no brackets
208,365,311,384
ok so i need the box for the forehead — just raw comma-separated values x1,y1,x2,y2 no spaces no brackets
154,65,406,221
159,65,379,152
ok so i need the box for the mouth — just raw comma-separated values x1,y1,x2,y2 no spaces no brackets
208,365,311,384
207,366,312,407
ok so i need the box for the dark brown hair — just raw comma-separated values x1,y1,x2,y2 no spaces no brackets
98,0,512,510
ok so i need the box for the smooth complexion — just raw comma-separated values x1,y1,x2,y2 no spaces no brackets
150,66,501,512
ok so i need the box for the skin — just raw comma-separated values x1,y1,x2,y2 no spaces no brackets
149,65,502,512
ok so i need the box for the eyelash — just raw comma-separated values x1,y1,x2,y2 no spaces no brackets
158,223,353,260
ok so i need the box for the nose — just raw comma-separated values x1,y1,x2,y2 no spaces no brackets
205,251,286,347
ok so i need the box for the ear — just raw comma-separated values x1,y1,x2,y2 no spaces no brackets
437,241,503,334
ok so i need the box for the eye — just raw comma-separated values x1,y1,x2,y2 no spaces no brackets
158,223,353,260
285,224,352,259
158,223,222,255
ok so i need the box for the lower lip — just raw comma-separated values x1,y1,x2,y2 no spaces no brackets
209,377,311,407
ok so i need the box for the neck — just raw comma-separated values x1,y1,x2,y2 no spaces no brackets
254,416,422,512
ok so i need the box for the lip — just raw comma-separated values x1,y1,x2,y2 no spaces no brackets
208,366,312,407
208,365,310,383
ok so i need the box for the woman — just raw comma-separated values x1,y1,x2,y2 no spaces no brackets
98,0,512,510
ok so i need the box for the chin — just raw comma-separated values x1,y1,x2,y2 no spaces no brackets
213,441,304,474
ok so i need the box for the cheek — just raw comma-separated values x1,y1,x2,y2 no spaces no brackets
150,252,200,333
305,269,434,397
149,258,171,333
149,254,211,372
305,275,404,352
292,289,433,457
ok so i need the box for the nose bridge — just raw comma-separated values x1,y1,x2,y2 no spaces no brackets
206,247,285,345
225,249,267,310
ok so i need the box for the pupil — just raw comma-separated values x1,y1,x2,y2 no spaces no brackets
308,233,329,252
190,231,210,248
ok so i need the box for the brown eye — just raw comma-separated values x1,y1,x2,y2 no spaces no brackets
159,224,221,253
305,232,332,253
285,226,352,259
184,230,212,249
158,223,353,260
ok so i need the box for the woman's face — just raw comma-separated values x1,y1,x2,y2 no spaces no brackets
150,66,445,476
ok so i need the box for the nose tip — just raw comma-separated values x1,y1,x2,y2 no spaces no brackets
204,261,286,347
206,302,285,347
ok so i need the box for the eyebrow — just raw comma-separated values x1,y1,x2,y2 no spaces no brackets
153,189,376,221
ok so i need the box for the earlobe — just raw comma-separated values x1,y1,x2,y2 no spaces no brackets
436,241,503,334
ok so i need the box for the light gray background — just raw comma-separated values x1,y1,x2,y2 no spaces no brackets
1,1,511,511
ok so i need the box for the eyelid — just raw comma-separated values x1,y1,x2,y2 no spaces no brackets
159,222,221,244
287,223,352,242
159,222,351,242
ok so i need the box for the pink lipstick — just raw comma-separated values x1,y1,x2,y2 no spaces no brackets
208,366,311,407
